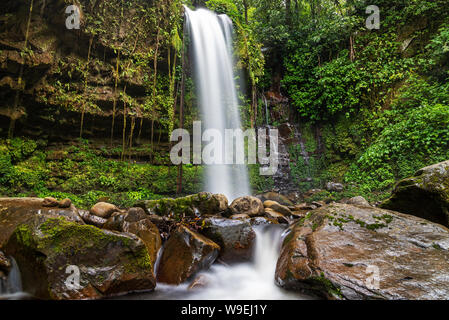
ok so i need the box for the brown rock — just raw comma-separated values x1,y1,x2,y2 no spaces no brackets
0,250,11,273
42,197,59,207
346,196,370,207
230,214,250,220
294,203,318,211
230,196,264,217
157,226,220,285
258,192,294,206
90,202,120,219
250,216,279,226
79,210,107,228
4,214,155,300
276,203,449,300
123,219,162,266
0,198,83,248
188,275,210,290
126,207,147,222
58,198,72,208
264,208,289,224
264,200,293,216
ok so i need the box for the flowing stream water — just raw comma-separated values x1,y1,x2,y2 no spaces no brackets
0,257,26,300
184,7,251,201
127,226,309,300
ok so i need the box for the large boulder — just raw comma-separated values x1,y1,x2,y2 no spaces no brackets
229,196,264,217
156,225,220,285
0,198,83,248
136,192,229,219
275,203,449,300
3,215,155,300
381,160,449,227
200,218,256,263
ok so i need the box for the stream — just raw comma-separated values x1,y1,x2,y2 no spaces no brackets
120,225,311,300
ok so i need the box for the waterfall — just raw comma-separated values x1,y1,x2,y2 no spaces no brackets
128,226,308,300
0,257,23,299
184,7,251,201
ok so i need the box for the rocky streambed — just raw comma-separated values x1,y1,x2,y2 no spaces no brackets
0,160,449,300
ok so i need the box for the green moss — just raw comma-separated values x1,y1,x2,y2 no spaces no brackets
310,272,343,299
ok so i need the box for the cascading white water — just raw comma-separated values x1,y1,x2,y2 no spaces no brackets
184,7,251,201
0,257,25,299
129,226,309,300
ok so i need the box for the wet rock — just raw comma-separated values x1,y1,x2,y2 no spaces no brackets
276,203,449,300
58,198,72,209
257,192,294,206
90,202,120,219
188,275,210,290
103,212,126,231
147,215,176,242
0,251,11,273
157,226,220,285
201,218,256,263
347,196,371,207
229,196,264,217
380,160,449,227
230,214,250,220
250,217,279,226
79,210,107,228
264,200,292,216
4,215,155,300
137,193,229,218
0,198,83,248
123,218,162,266
325,182,344,192
42,197,59,207
264,208,289,224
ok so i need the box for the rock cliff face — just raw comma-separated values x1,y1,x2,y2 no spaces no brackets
0,0,176,149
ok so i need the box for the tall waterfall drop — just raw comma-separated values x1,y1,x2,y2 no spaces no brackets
184,7,251,201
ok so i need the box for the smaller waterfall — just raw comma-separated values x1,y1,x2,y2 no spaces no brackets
127,225,310,300
0,257,23,299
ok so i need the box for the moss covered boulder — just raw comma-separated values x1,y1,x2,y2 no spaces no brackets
381,160,449,227
0,198,83,248
156,225,220,285
3,215,155,300
136,192,229,219
200,218,256,263
276,203,449,300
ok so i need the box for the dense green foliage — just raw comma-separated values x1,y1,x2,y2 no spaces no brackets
1,0,448,205
0,138,203,208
